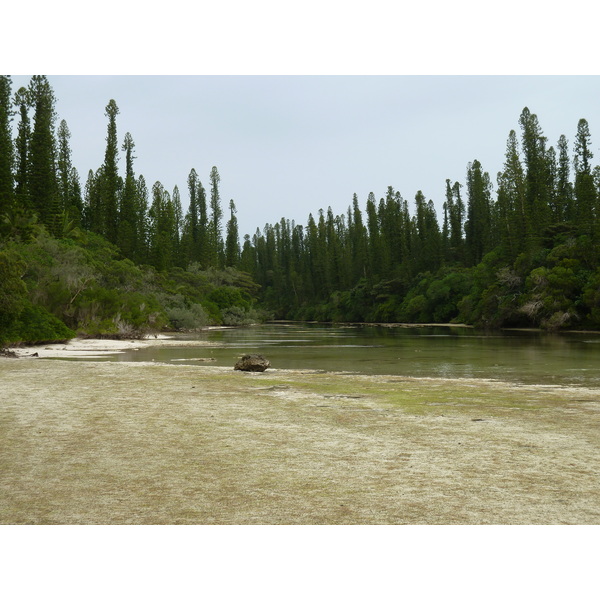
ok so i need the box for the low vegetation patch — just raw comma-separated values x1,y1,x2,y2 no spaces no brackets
1,359,598,525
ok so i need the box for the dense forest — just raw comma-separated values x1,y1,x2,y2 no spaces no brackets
0,75,264,346
1,75,600,347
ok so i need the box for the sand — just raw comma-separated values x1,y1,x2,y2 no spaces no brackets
1,337,599,524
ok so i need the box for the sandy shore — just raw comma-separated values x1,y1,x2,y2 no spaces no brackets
1,337,600,524
7,334,220,358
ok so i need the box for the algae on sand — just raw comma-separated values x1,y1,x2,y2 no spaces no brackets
1,359,599,524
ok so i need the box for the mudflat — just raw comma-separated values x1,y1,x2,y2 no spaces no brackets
1,354,599,524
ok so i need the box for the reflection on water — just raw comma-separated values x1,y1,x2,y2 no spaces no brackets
105,323,600,387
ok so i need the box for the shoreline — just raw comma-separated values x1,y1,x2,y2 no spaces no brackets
5,321,600,360
6,333,220,359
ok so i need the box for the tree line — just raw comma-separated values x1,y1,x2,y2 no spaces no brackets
0,76,241,270
1,75,600,343
242,108,600,329
0,75,258,346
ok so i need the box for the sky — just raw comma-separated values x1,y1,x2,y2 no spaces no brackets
8,75,600,239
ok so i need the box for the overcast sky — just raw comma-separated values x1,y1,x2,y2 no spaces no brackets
8,75,600,239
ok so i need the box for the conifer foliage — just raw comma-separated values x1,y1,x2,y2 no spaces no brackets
245,107,600,330
2,76,600,339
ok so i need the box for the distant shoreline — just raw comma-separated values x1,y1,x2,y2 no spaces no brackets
5,321,600,360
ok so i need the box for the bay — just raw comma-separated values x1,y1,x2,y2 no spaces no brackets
105,323,600,388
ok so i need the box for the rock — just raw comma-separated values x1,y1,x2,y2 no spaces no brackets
234,354,271,372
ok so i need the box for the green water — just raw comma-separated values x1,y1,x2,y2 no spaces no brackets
109,323,600,388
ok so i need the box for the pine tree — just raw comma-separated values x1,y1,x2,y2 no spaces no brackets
573,118,596,236
13,86,31,211
0,75,13,230
465,160,492,266
365,192,381,281
519,107,552,240
449,181,465,262
197,178,209,267
413,190,442,273
99,99,120,243
172,185,183,266
496,130,527,258
148,181,175,270
118,132,138,259
225,198,240,267
239,233,256,274
556,134,574,222
545,145,558,225
28,75,59,233
349,193,368,281
184,168,200,263
208,166,223,267
82,169,98,232
135,174,149,262
325,206,346,291
56,119,82,228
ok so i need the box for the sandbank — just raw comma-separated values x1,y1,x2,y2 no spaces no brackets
1,348,599,524
7,334,219,359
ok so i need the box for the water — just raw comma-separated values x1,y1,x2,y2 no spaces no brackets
107,323,600,388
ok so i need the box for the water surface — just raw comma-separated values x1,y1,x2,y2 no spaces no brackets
108,323,600,388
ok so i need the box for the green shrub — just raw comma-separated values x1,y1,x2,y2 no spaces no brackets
9,301,76,344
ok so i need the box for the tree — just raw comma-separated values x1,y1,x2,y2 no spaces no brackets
519,107,552,239
172,185,183,266
349,193,368,282
117,131,138,259
184,168,200,263
148,181,175,270
444,179,465,263
0,250,27,345
556,134,574,222
413,190,442,273
365,192,382,281
13,86,31,212
465,160,493,266
182,168,210,267
239,233,256,274
135,174,149,262
208,166,223,267
573,118,596,236
99,99,121,243
225,199,240,267
28,75,59,233
495,130,527,258
56,119,82,227
0,75,13,230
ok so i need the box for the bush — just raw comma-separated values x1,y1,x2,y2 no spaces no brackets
8,301,76,344
0,249,28,345
166,303,210,330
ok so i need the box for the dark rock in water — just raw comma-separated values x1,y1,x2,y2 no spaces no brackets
234,354,271,372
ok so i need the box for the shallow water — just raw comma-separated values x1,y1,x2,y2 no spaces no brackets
106,323,600,388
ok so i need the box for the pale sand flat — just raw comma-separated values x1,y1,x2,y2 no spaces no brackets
1,357,599,524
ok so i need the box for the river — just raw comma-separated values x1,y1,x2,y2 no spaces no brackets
102,322,600,388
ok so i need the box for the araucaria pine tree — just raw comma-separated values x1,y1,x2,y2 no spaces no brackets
0,76,14,232
99,99,121,243
118,131,139,259
208,166,223,267
28,75,59,234
225,198,240,267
